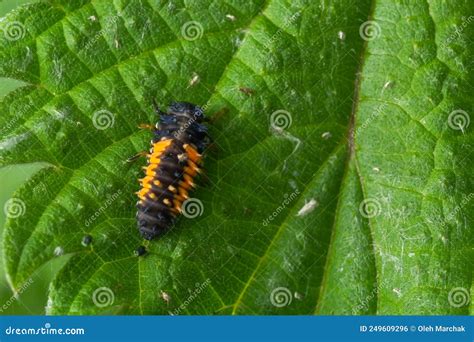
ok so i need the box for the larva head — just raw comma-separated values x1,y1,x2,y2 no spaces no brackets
169,101,205,123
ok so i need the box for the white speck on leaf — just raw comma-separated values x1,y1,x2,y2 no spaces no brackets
54,246,64,256
338,31,345,40
188,73,200,87
226,14,236,21
160,291,171,304
392,288,402,297
382,81,394,92
321,132,332,139
297,199,318,217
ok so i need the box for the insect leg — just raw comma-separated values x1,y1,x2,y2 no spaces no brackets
127,151,148,163
152,98,167,116
138,123,155,130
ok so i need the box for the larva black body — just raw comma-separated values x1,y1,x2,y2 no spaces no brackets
136,102,210,240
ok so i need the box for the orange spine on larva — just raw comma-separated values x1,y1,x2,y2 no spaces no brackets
137,139,172,204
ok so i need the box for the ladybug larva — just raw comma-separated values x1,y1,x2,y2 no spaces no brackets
135,102,210,240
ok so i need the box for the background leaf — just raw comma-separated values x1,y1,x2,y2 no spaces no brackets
0,0,472,315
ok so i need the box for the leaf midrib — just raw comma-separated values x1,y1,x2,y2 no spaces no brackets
314,0,378,314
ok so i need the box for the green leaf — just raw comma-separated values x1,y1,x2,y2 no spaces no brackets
1,0,472,315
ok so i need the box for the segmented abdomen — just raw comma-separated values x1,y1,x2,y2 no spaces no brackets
136,138,202,240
